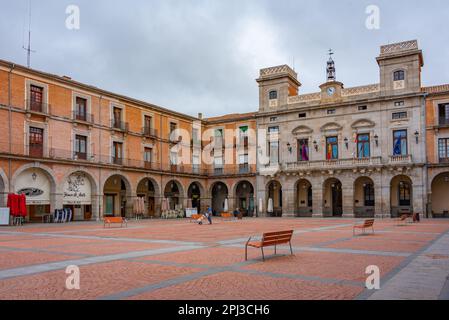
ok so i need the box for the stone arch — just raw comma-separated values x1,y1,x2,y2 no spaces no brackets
294,178,313,217
266,180,282,217
59,169,99,221
232,180,255,217
164,179,185,210
187,181,205,212
102,173,133,218
353,176,375,218
390,175,413,217
136,176,161,218
11,163,57,222
430,172,449,217
351,119,376,129
209,181,229,215
323,177,343,217
0,168,8,207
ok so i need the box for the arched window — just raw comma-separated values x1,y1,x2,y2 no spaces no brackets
269,90,278,100
398,181,411,206
393,70,405,81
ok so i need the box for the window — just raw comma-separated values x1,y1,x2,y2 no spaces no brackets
214,156,223,174
29,127,44,157
214,129,223,148
30,85,43,112
394,101,405,106
239,154,249,173
112,141,123,165
326,136,338,160
358,105,367,111
270,117,278,122
75,135,87,160
269,141,279,165
393,130,408,156
144,147,152,163
438,103,449,126
113,107,122,128
268,126,279,133
398,182,411,206
75,97,87,121
392,112,407,120
297,139,309,161
169,122,178,141
394,70,405,81
269,90,278,100
357,134,370,158
438,138,449,163
327,109,336,115
298,113,307,118
239,126,249,147
364,184,375,206
307,187,313,207
144,115,153,135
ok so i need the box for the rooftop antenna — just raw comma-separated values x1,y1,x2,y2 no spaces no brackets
22,0,35,68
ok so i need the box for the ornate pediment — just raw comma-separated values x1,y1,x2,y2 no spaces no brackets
292,125,313,136
351,119,375,129
320,122,343,133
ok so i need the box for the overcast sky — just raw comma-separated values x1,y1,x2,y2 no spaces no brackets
1,0,449,117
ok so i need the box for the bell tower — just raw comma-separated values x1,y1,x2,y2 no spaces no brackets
319,49,344,102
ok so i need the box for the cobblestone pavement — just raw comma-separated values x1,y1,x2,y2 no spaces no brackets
0,218,448,300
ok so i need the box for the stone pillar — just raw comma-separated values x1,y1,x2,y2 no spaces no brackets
282,180,295,217
374,184,383,218
312,177,324,218
256,175,267,217
380,178,391,218
342,183,354,218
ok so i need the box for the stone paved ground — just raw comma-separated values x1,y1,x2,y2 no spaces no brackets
0,217,448,300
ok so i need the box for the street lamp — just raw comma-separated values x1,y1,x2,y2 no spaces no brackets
374,134,379,147
344,137,349,149
414,131,420,144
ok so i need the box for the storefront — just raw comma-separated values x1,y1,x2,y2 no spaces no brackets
63,172,93,221
15,168,52,222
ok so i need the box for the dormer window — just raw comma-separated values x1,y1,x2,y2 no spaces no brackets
393,70,405,81
269,90,278,100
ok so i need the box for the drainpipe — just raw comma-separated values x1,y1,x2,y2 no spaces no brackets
7,63,16,193
98,95,103,221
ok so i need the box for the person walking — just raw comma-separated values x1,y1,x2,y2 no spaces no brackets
206,206,213,225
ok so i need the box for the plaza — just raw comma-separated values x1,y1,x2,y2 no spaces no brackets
0,217,448,300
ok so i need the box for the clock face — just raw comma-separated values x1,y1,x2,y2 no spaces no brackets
327,87,336,96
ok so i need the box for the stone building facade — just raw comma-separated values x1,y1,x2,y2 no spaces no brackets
0,39,448,221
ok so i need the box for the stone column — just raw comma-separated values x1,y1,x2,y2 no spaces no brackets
312,176,324,217
282,179,295,217
256,175,267,217
342,182,354,218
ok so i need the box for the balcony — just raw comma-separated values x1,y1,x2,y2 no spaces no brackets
25,99,50,115
439,116,449,127
142,126,158,138
112,156,123,165
208,165,254,176
111,120,129,132
389,154,412,164
439,157,449,164
283,157,382,171
73,111,94,124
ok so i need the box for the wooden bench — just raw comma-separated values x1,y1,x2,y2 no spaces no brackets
189,214,203,223
103,217,127,228
397,213,420,225
353,219,375,236
245,230,294,261
221,213,234,221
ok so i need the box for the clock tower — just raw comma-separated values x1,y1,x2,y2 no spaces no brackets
319,49,344,102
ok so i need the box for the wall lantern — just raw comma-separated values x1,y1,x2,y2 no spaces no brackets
374,134,379,147
31,172,37,181
313,140,318,152
344,137,349,149
287,142,292,154
414,131,420,144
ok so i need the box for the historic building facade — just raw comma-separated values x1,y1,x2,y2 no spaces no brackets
0,39,448,221
255,40,428,218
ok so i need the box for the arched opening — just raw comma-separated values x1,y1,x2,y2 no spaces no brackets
103,175,131,218
431,172,449,218
295,179,312,217
187,182,202,212
137,178,159,218
323,178,342,217
354,177,375,218
0,175,5,207
235,181,255,217
14,167,56,222
211,182,228,215
62,171,96,221
267,181,282,217
390,175,413,217
164,180,183,210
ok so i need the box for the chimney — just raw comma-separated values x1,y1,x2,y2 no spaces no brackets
198,113,203,119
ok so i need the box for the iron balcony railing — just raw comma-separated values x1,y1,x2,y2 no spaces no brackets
439,116,449,126
142,126,158,138
25,99,51,114
111,120,129,132
73,110,94,123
